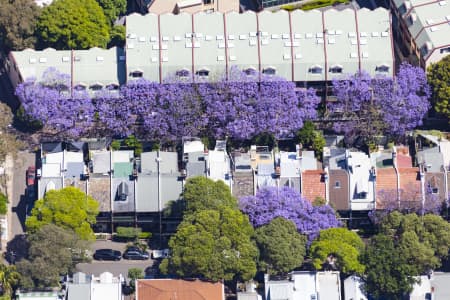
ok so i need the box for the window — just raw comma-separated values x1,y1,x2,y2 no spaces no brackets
440,47,450,54
106,83,119,90
243,68,257,76
176,69,190,78
309,65,323,74
262,67,276,75
335,181,341,188
195,69,209,77
329,65,343,73
74,84,87,91
130,70,143,78
376,65,389,73
90,83,103,91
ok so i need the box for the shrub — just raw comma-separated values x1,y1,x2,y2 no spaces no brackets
0,192,7,215
115,226,141,241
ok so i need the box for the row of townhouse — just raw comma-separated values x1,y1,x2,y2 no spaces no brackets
36,139,232,233
234,136,449,215
6,8,394,92
36,134,449,233
17,270,450,300
391,0,450,69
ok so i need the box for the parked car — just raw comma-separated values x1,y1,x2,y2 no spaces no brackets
93,249,122,261
26,166,36,186
123,247,149,260
151,249,170,259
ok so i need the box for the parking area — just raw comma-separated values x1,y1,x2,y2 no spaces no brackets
75,240,156,281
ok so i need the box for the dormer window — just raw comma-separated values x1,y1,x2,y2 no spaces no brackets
195,69,209,77
262,67,276,75
375,64,390,73
309,65,323,74
176,69,190,78
106,83,120,90
130,70,143,78
74,83,87,91
90,83,103,91
243,67,257,76
329,65,343,74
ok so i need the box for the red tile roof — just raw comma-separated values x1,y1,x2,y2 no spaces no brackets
399,168,421,202
301,170,325,202
396,153,413,168
376,168,397,208
136,279,224,300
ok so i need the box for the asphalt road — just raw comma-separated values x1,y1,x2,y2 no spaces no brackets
10,151,35,237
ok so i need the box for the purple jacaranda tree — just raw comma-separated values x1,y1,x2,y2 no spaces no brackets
240,186,340,242
374,63,431,136
329,63,431,146
158,75,208,142
203,68,320,140
95,88,136,137
15,67,94,138
119,79,165,139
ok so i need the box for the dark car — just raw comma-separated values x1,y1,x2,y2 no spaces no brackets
123,247,149,260
26,166,36,186
93,249,122,261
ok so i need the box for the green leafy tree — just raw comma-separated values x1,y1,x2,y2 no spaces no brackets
36,0,110,50
0,0,41,51
362,234,422,299
17,224,91,289
310,228,365,275
427,55,450,121
127,267,144,293
254,217,306,275
183,176,238,214
362,212,450,299
95,0,126,25
26,187,99,240
160,207,258,281
295,121,326,159
107,25,125,48
379,212,450,262
0,264,20,297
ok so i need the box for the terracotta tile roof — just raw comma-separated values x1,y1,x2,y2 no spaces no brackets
396,153,413,168
399,168,421,202
302,170,325,202
376,168,397,208
136,279,224,300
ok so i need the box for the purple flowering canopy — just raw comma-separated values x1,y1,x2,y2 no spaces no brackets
203,67,320,140
240,186,340,241
15,67,320,142
15,68,94,138
329,63,431,144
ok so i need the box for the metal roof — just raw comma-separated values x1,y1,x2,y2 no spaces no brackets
9,8,394,87
394,0,450,66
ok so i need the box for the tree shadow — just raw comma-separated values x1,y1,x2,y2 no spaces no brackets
5,234,29,264
12,192,28,233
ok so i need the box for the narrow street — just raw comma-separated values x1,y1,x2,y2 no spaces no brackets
4,151,35,255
